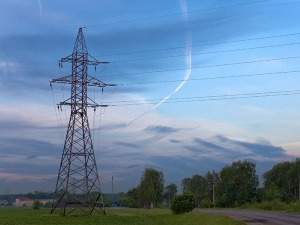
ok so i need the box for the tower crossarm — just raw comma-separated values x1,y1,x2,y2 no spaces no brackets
87,76,116,88
51,75,116,87
51,75,73,84
59,54,106,67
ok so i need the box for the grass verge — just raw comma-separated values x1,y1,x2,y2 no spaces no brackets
0,207,245,225
241,200,300,213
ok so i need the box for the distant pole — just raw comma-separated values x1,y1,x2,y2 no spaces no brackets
298,172,300,200
212,183,215,207
212,170,215,207
112,176,114,206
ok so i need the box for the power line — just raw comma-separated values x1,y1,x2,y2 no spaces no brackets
102,56,300,78
110,42,300,64
85,0,271,28
118,70,300,86
104,90,300,106
99,32,300,57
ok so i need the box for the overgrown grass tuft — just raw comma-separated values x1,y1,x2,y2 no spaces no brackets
0,207,245,225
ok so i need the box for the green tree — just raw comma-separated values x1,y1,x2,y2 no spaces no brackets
190,175,208,207
217,160,259,207
120,188,139,208
181,175,208,207
263,159,300,202
164,183,177,206
139,168,164,208
181,178,191,193
262,182,282,201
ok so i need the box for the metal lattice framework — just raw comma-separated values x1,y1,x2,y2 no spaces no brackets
50,28,114,216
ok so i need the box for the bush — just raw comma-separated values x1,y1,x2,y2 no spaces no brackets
201,199,212,208
257,200,286,211
288,200,300,212
32,200,42,210
171,192,196,214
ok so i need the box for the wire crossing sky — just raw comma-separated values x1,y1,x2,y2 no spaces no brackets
0,0,299,194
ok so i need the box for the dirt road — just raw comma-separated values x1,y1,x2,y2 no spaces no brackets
197,209,300,225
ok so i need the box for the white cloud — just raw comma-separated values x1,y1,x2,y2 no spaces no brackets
0,60,20,74
279,142,300,157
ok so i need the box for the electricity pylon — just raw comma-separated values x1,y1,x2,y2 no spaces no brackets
50,28,114,216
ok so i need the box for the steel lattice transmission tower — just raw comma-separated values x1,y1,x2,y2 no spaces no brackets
50,28,114,216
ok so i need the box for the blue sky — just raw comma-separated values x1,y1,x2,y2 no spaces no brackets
0,0,300,194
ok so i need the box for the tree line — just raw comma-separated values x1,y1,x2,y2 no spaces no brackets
119,159,300,208
1,159,299,208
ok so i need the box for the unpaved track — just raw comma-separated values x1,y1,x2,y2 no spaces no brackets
197,209,300,225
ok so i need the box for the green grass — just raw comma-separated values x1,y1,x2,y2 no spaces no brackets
241,200,300,213
0,207,245,225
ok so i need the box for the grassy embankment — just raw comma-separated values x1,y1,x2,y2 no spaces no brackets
0,208,245,225
241,200,300,213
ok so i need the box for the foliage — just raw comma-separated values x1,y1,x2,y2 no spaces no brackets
181,175,209,207
138,168,164,208
171,192,196,214
181,178,191,193
103,192,125,207
217,160,259,207
263,158,300,203
261,182,282,201
0,208,244,225
32,200,42,209
120,188,139,208
164,183,178,206
201,198,212,208
26,191,53,200
242,199,300,213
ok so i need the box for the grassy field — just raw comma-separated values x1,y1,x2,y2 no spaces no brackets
0,207,245,225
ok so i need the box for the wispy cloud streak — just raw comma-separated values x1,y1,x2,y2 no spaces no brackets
126,0,192,126
38,0,43,21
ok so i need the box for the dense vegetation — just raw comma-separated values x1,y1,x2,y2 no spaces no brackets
171,192,196,214
118,159,300,211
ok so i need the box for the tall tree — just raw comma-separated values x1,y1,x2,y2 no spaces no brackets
181,175,208,207
139,168,164,208
217,160,259,207
263,158,300,202
190,175,208,207
164,183,177,206
181,178,191,193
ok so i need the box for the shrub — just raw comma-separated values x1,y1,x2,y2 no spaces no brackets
201,199,212,208
171,192,196,214
257,200,286,211
285,200,300,212
32,200,42,210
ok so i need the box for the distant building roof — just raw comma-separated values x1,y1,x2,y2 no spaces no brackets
18,196,30,201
